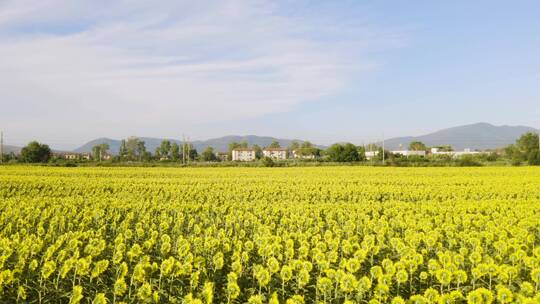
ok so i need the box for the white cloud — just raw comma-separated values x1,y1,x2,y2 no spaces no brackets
0,0,399,147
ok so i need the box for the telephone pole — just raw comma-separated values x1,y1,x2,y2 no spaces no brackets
187,136,191,164
182,134,186,165
382,134,385,165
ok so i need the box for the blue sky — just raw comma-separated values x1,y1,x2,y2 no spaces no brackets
0,1,539,149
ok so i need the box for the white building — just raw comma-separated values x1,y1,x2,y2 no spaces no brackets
365,151,379,160
216,152,229,162
263,148,288,160
292,150,316,159
430,147,481,158
391,150,426,157
54,152,81,160
232,149,256,161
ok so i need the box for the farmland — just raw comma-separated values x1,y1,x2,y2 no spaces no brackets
0,166,540,303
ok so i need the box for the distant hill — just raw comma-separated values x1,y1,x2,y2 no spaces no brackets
74,135,324,155
2,145,21,154
2,144,70,155
384,122,539,150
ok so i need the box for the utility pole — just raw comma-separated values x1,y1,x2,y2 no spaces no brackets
182,134,186,165
0,131,3,164
382,134,385,165
187,136,191,164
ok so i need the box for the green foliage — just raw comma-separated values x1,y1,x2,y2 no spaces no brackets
268,140,281,148
408,141,427,151
289,141,300,151
170,143,180,161
374,147,392,163
119,137,147,161
201,146,218,162
505,132,540,166
527,150,540,165
433,145,453,152
356,146,367,161
516,132,539,153
252,144,263,159
261,156,275,167
91,143,110,161
455,155,482,167
294,141,321,159
158,140,171,159
326,143,360,162
20,141,51,163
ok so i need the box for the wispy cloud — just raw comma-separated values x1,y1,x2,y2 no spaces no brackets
0,0,402,147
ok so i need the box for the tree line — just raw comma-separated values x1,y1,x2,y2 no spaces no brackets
3,132,539,166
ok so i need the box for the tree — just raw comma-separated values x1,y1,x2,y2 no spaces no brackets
229,141,248,151
409,141,427,151
101,143,110,159
289,141,300,151
262,156,275,167
342,143,360,161
201,146,217,161
434,145,453,152
159,140,171,160
170,143,180,161
2,152,16,162
92,145,101,161
228,142,240,154
20,141,51,163
516,132,539,153
252,144,263,159
187,145,198,161
125,137,140,161
375,147,392,163
326,143,360,162
141,151,152,162
268,141,281,148
294,141,320,158
527,150,540,165
92,143,110,161
300,141,313,149
136,141,147,161
357,146,367,161
119,139,127,159
507,132,540,165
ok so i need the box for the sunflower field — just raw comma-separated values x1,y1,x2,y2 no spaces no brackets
0,166,539,303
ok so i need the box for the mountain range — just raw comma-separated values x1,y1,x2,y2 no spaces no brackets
2,144,22,154
73,135,315,155
3,123,538,154
382,122,538,151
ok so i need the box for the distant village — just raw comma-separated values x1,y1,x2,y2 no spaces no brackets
47,142,483,162
229,146,480,161
2,131,538,166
